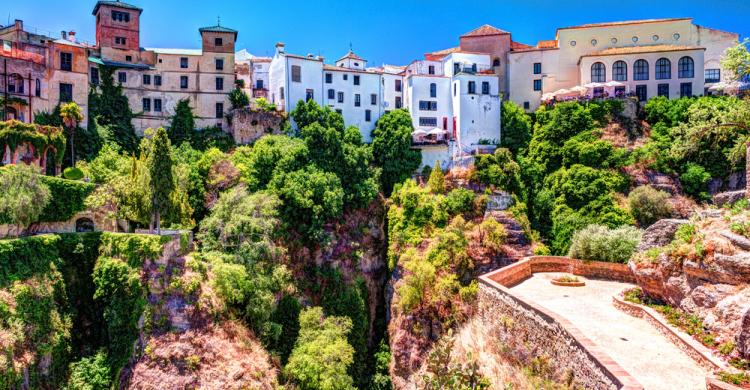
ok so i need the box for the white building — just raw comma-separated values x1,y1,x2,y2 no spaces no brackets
508,18,738,111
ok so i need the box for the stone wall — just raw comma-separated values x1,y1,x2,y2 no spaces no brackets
230,108,285,144
477,277,642,389
484,256,636,287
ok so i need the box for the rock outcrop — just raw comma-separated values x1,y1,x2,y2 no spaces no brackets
637,218,689,252
713,190,746,207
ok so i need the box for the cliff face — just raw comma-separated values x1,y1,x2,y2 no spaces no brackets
630,208,750,358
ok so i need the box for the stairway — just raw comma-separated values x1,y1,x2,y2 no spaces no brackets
483,210,533,270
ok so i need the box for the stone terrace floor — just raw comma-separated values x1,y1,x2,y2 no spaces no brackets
510,272,708,390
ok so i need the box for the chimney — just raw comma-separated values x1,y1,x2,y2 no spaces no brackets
317,55,325,62
14,19,22,31
275,42,285,54
307,53,314,58
61,31,67,40
68,31,76,43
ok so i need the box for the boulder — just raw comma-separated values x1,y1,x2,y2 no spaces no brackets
637,219,689,252
739,309,750,357
713,190,746,207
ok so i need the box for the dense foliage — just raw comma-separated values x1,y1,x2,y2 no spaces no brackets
88,66,139,153
371,109,421,195
628,185,673,227
500,100,532,156
0,165,51,228
568,224,642,263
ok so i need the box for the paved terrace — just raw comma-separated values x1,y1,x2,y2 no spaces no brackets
510,272,708,390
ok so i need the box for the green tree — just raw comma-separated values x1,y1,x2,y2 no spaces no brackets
284,307,355,390
229,87,250,110
472,148,522,194
269,294,302,364
371,109,421,195
680,163,712,201
721,38,750,81
290,99,344,133
60,102,84,167
66,351,111,390
427,161,445,194
0,165,51,231
169,99,195,146
88,66,139,153
147,128,174,233
628,185,673,227
500,100,532,155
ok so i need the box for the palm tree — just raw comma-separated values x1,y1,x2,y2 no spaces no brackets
59,102,84,167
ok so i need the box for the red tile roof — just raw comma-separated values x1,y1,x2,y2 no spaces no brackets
461,24,510,38
337,50,365,62
510,41,533,50
557,18,692,31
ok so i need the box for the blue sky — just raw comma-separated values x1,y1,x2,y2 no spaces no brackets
6,0,749,66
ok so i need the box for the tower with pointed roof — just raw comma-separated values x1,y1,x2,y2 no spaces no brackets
335,50,366,70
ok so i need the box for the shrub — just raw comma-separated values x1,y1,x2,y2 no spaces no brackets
66,351,111,390
680,163,711,201
38,175,95,222
427,161,445,194
628,185,673,227
479,217,507,253
63,167,84,180
441,188,475,216
568,224,642,263
0,165,51,228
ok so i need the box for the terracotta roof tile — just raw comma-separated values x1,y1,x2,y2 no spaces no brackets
557,18,692,31
461,24,510,38
337,50,365,62
510,41,533,50
537,40,558,49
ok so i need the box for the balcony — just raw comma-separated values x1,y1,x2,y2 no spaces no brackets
453,64,493,75
0,47,46,66
252,88,268,98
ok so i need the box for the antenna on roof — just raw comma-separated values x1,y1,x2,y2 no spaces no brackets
349,42,353,52
217,16,221,26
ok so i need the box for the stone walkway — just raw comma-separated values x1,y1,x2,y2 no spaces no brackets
510,273,708,390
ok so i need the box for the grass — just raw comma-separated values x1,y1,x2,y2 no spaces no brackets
553,275,580,283
717,371,750,387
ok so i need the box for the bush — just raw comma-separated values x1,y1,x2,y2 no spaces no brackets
628,185,673,227
0,165,51,228
38,175,95,222
427,162,445,194
63,167,84,180
568,224,642,263
479,217,507,252
66,351,111,390
680,163,711,201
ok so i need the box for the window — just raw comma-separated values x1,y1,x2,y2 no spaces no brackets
523,101,530,110
634,59,649,81
280,87,284,100
215,102,224,119
395,79,402,92
343,74,348,81
353,75,360,85
468,81,476,94
216,77,224,90
328,89,335,99
325,73,332,84
636,85,648,102
154,75,162,86
143,74,151,85
593,87,604,97
118,71,127,83
256,79,264,89
493,58,500,67
354,94,361,107
35,79,41,97
115,37,126,45
680,82,693,97
215,37,223,46
125,55,132,62
216,58,224,71
291,65,301,82
658,83,669,97
180,57,188,69
591,62,606,82
419,101,437,111
481,81,490,95
154,98,162,112
305,89,314,101
111,10,130,22
90,67,99,85
395,96,402,109
59,83,73,103
337,91,344,103
365,109,371,122
678,56,694,79
533,62,542,74
7,74,22,94
371,94,377,105
453,83,456,96
419,117,437,127
430,83,437,98
655,58,671,80
60,52,72,71
705,69,721,83
613,61,627,81
533,79,542,91
180,75,188,89
428,65,435,75
142,98,151,112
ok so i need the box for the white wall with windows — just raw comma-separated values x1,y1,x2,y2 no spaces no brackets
452,74,501,150
404,75,452,133
323,67,382,142
508,48,560,112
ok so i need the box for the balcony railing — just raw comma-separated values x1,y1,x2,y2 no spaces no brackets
453,64,493,75
252,88,268,98
0,47,46,66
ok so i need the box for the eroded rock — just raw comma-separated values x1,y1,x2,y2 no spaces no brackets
637,219,689,252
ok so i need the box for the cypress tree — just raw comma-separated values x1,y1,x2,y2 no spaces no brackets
147,127,174,234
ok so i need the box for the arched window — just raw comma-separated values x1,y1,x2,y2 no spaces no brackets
634,59,649,81
493,58,500,67
8,74,23,94
35,79,41,97
655,58,671,80
591,62,606,82
613,61,628,81
678,56,694,79
430,83,437,98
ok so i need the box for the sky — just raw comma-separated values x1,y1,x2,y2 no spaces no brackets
5,0,750,66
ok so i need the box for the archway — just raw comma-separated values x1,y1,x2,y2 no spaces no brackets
75,218,95,232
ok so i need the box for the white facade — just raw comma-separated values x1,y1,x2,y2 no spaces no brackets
508,18,738,111
323,66,382,142
269,43,324,114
